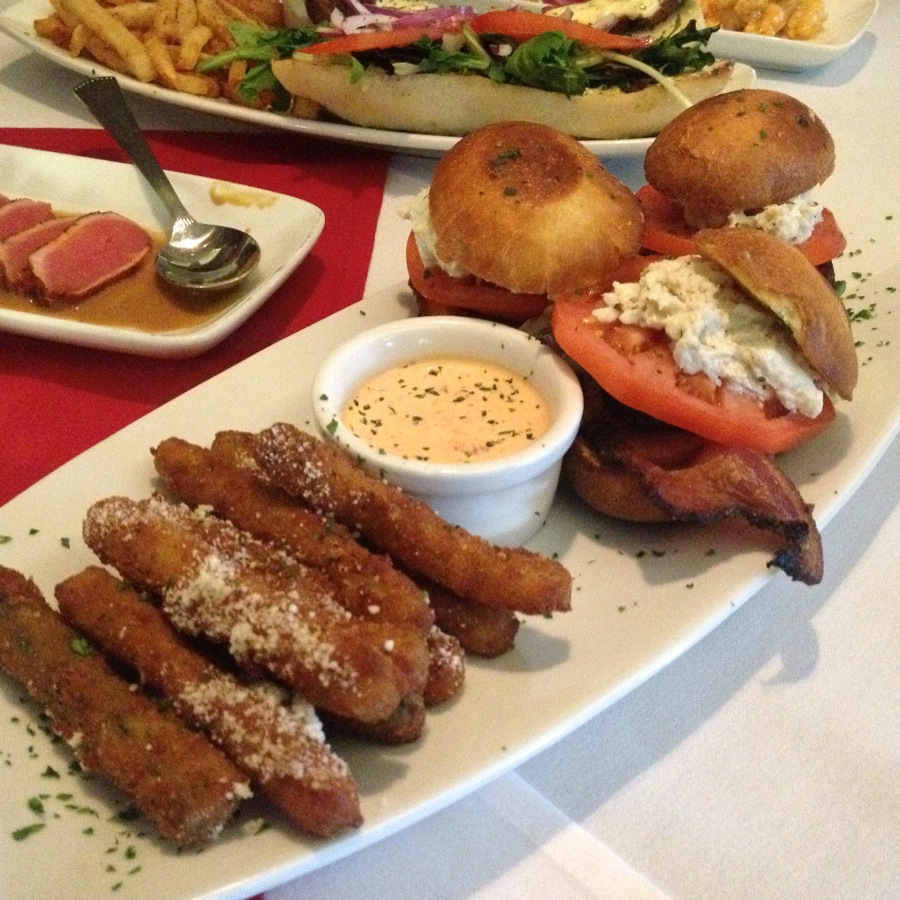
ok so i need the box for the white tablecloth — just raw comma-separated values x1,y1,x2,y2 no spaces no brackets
1,2,897,896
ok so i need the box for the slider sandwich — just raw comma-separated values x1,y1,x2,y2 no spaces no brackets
552,226,858,584
403,119,645,323
636,88,846,273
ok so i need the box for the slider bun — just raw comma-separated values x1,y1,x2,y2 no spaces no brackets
644,89,835,227
696,227,858,400
428,121,644,295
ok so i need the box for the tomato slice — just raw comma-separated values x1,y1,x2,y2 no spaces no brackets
551,291,836,454
797,209,847,265
635,185,698,257
469,10,650,52
301,26,455,56
635,184,847,267
406,233,550,322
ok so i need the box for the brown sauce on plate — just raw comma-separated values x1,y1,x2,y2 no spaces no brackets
0,230,241,333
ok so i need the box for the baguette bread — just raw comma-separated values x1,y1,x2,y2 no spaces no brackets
271,57,737,139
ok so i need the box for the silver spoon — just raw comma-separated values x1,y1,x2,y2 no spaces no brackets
74,76,261,291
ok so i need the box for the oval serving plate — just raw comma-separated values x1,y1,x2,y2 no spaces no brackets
0,0,754,158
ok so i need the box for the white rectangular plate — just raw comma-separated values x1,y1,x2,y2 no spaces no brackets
1,261,899,899
708,0,878,71
0,144,324,356
0,0,754,159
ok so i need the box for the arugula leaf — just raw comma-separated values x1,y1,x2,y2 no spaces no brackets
196,22,320,107
636,20,717,74
503,32,587,96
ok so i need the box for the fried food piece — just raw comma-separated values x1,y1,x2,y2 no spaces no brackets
82,495,429,723
323,694,427,746
0,565,248,848
423,626,465,707
56,566,362,837
250,424,573,616
207,430,512,655
424,579,520,659
56,0,156,81
153,435,433,632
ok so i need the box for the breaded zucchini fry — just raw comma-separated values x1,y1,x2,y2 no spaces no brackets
323,694,427,746
420,576,520,659
424,626,465,706
55,566,363,837
82,496,429,723
0,565,248,848
153,435,434,631
250,424,573,616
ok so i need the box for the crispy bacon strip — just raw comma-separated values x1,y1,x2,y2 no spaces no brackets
0,565,248,847
82,495,429,723
249,424,572,615
575,391,824,584
55,566,362,837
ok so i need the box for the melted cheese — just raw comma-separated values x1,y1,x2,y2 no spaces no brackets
342,354,551,463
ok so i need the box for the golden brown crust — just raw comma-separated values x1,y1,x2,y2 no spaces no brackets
695,227,858,399
428,121,643,295
644,88,835,227
563,436,674,523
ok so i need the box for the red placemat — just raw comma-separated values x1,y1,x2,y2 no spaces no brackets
0,128,390,506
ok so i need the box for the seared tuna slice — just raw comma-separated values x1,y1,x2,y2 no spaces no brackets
28,211,152,304
0,198,53,241
0,215,78,290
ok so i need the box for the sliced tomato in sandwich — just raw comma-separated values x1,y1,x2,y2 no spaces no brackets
635,185,847,268
406,233,550,322
551,257,836,456
468,10,650,52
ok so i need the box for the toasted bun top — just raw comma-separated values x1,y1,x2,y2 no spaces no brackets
644,89,835,227
696,227,857,400
428,122,644,295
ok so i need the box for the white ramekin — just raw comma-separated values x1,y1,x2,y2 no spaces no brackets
312,316,583,546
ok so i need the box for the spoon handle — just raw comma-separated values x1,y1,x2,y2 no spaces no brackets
74,76,194,227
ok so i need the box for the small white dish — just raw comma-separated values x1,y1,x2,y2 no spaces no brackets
0,144,324,357
708,0,878,71
312,316,584,546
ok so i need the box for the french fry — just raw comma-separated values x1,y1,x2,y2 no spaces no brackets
152,0,180,39
176,22,213,71
144,31,219,94
175,0,199,37
108,1,156,29
57,0,156,81
195,0,235,44
224,0,283,26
